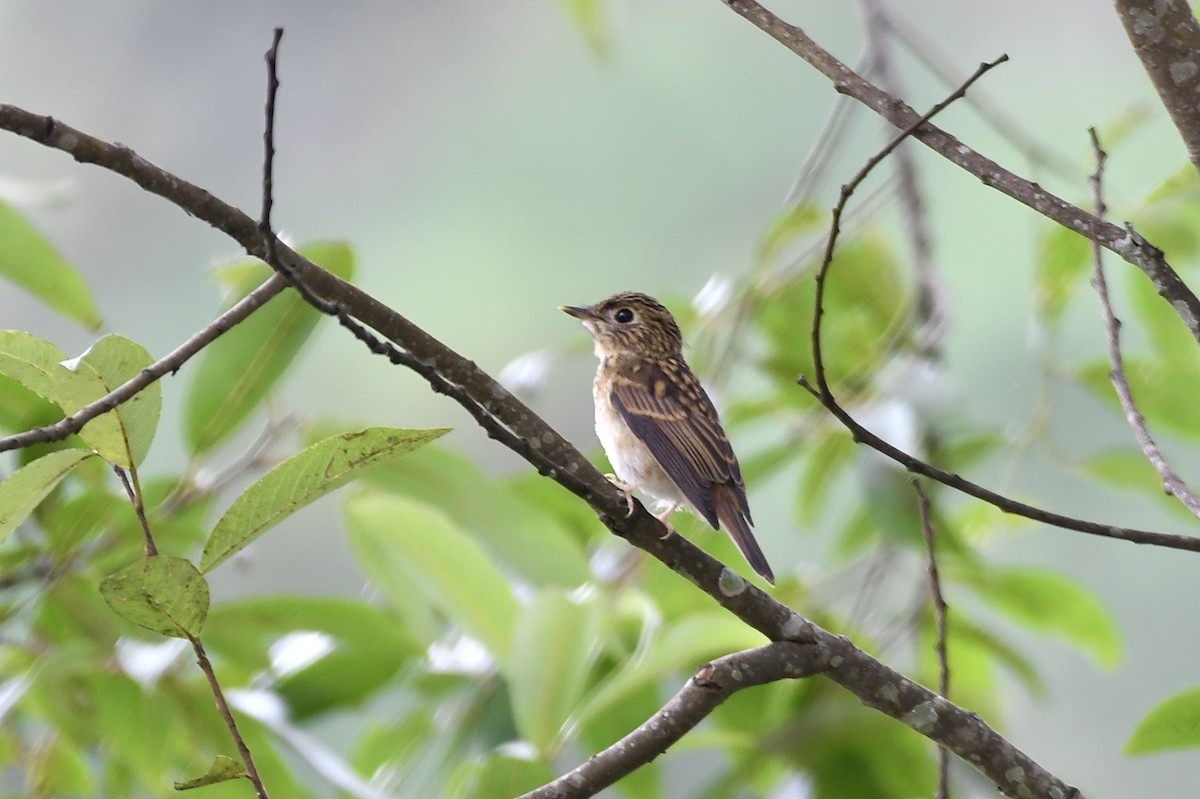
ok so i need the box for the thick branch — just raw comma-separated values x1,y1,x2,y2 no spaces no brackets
722,0,1200,344
1114,0,1200,177
0,104,1081,797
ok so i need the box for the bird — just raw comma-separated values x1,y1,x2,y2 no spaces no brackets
561,291,775,584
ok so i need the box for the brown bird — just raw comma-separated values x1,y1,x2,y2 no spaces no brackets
561,292,775,584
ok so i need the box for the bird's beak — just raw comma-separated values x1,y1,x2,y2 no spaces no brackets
560,304,597,321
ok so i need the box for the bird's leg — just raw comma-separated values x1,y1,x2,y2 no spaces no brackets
653,502,681,540
603,473,638,517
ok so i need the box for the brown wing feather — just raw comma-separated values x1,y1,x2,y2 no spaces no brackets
608,358,748,529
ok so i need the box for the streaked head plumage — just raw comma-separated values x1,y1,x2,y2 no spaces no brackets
561,292,683,360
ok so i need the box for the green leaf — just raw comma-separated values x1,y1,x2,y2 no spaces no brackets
507,590,603,756
174,755,248,790
1035,224,1091,322
99,555,209,639
1126,686,1200,755
345,492,518,662
0,448,96,546
183,241,354,454
756,233,906,389
364,445,590,587
575,612,765,730
70,334,161,468
1081,449,1163,494
797,427,855,524
963,565,1121,668
0,330,148,463
451,753,556,799
756,203,822,266
1079,357,1200,441
200,426,447,572
27,733,94,796
0,373,58,432
205,596,420,719
0,199,102,329
1126,262,1199,366
557,0,610,56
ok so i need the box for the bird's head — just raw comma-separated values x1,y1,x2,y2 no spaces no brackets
561,292,684,360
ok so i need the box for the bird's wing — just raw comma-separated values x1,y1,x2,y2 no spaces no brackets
608,358,749,528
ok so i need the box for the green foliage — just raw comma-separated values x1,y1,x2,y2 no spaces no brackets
183,241,354,454
1035,223,1092,322
346,492,520,661
960,564,1121,669
0,198,102,329
0,448,96,545
174,756,248,791
557,0,610,56
99,555,209,638
200,425,449,571
1126,686,1200,755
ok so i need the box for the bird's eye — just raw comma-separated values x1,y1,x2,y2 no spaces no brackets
614,308,634,324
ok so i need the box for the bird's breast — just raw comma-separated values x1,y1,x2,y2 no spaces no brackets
593,377,684,507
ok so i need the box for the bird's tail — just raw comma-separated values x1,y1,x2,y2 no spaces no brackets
712,484,775,585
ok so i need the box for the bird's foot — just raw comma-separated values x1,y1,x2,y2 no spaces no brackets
654,504,680,540
604,473,637,517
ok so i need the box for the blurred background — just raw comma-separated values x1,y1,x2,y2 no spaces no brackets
1,0,1197,795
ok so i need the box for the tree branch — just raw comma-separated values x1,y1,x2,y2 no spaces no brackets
0,103,1084,797
722,0,1200,344
1114,0,1200,178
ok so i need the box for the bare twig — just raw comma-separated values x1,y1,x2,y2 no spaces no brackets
1087,128,1200,518
0,103,1085,799
913,479,950,799
800,374,1200,551
261,27,283,268
812,55,1007,387
722,0,1200,345
112,465,157,557
0,274,287,454
192,638,269,799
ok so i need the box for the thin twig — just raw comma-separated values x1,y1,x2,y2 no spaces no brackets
797,375,1200,550
1087,128,1200,518
192,638,269,799
112,465,157,557
0,274,287,454
261,27,283,268
812,54,1006,388
913,479,950,799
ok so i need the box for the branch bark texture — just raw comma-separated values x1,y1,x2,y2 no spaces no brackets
1115,0,1200,177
